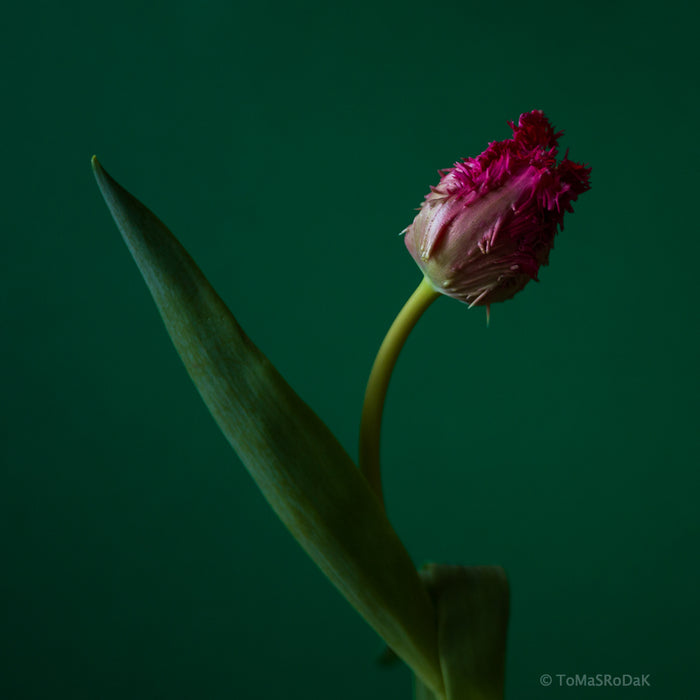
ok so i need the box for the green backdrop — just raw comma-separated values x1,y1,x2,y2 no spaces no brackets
2,0,698,698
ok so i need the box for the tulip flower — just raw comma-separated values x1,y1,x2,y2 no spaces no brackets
404,109,591,312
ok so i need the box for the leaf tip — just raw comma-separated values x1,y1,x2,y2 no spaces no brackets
91,156,108,189
91,156,118,204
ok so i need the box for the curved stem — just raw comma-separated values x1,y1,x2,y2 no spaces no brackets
359,276,441,508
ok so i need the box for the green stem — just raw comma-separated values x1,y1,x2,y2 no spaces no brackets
359,276,441,507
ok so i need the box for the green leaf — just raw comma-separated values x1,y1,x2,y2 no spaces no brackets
92,157,445,697
420,565,510,700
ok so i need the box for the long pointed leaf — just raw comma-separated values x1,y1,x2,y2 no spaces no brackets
92,157,444,697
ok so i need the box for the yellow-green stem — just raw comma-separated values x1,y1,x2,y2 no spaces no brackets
359,276,441,507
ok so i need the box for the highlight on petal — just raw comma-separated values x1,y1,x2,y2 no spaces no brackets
91,157,445,697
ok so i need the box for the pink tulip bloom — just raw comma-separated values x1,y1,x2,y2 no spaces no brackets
404,110,591,311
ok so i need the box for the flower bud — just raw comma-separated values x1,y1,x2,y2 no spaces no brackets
404,110,591,309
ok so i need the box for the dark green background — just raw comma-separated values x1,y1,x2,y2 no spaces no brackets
2,0,698,698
